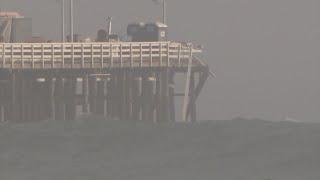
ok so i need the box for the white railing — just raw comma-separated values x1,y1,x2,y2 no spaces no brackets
0,41,203,69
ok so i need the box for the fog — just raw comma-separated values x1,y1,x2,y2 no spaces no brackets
1,0,320,121
1,1,320,179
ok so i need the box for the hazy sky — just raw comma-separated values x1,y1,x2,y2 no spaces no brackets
2,0,320,121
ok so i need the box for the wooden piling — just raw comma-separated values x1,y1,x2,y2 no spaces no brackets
82,75,89,114
65,77,77,120
54,77,65,120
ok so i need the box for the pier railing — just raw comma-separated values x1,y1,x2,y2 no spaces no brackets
0,42,203,69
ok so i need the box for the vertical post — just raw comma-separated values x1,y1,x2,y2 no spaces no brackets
2,44,5,68
150,43,153,67
132,75,141,121
71,44,74,68
41,44,45,68
178,43,181,66
65,77,77,120
81,44,84,68
168,70,175,122
23,78,31,122
70,0,74,42
140,43,143,67
91,44,94,68
96,77,106,116
10,45,13,69
159,43,162,66
0,105,4,123
163,0,166,25
130,44,133,67
189,72,197,122
120,44,123,67
160,69,169,122
89,76,97,114
141,73,148,121
48,77,55,120
61,0,65,42
182,45,193,121
110,44,113,67
31,44,34,69
146,75,155,122
101,44,104,68
117,72,125,120
21,44,24,68
106,74,114,118
167,42,170,67
51,44,55,68
155,72,161,122
82,75,89,113
61,44,65,68
54,77,65,120
125,71,133,120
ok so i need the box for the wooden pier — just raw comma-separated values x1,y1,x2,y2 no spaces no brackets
0,41,210,122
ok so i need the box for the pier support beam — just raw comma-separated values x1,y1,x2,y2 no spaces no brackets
82,75,89,114
54,77,65,120
89,76,97,115
168,70,176,122
132,75,141,121
65,77,77,120
96,78,106,116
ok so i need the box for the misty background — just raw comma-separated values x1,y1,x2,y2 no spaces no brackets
1,0,320,122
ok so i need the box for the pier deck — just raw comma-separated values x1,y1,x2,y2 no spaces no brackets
0,42,210,123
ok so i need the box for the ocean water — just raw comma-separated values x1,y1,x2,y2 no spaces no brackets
0,118,319,180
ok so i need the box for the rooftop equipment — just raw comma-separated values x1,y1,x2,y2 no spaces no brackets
127,22,168,42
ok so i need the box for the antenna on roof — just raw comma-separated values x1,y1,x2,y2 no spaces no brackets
152,0,167,25
61,0,65,42
107,17,113,36
70,0,74,42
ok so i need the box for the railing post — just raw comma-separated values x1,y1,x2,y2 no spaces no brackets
120,44,123,67
101,44,104,68
61,44,64,69
71,43,74,69
81,43,84,68
31,44,34,69
140,43,143,67
150,43,153,67
130,43,133,67
2,44,5,68
167,42,170,67
21,44,24,69
41,44,45,68
110,44,113,67
11,45,14,69
91,44,94,68
159,43,162,67
178,43,181,67
51,44,55,68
